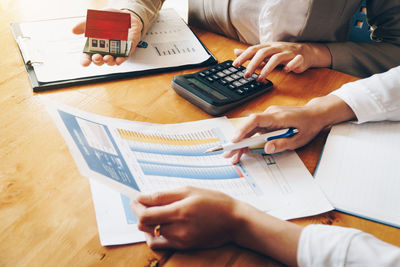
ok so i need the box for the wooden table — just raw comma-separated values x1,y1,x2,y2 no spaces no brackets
1,0,399,266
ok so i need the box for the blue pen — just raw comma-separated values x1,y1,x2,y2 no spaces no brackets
205,128,298,153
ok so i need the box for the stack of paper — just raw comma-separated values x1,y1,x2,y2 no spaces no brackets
315,122,400,228
45,99,333,246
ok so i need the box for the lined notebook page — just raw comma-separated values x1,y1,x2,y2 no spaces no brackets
315,121,400,228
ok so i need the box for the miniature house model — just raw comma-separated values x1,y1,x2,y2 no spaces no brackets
85,9,131,55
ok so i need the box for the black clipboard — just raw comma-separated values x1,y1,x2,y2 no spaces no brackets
10,12,217,92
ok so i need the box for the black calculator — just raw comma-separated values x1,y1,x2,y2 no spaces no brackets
171,60,273,116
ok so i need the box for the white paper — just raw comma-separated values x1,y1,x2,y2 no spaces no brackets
44,98,333,245
315,122,400,228
18,9,211,83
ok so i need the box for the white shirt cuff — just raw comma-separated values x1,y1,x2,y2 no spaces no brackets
330,66,400,124
297,224,360,267
297,224,400,267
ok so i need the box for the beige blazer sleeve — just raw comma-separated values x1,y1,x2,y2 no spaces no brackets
109,0,165,37
109,0,400,78
301,0,400,78
327,0,400,78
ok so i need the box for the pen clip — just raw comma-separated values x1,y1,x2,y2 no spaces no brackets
266,127,297,141
137,40,148,48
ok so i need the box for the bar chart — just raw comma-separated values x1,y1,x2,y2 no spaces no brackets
116,127,256,195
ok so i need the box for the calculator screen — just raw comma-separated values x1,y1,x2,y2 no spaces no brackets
187,78,227,101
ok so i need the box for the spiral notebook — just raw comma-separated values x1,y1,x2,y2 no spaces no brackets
10,9,216,92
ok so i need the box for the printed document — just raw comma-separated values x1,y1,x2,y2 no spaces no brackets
45,99,332,245
315,122,400,228
17,9,211,83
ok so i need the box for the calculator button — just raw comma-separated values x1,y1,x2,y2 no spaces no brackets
228,84,236,90
199,72,206,77
206,77,214,82
204,70,211,75
210,68,217,73
219,79,228,85
224,62,232,67
223,69,232,75
236,70,245,77
216,71,226,78
216,65,224,70
224,76,234,82
252,73,258,79
236,89,245,95
233,81,242,87
230,74,241,80
239,78,248,84
228,67,237,72
211,74,220,80
249,84,256,89
243,86,250,92
246,77,255,82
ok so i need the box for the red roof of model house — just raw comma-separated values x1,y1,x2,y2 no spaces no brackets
85,9,131,41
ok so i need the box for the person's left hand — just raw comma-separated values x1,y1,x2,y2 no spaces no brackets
232,42,331,83
72,8,143,66
131,186,241,250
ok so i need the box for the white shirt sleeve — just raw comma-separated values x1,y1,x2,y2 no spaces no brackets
331,66,400,123
229,0,311,44
297,224,400,267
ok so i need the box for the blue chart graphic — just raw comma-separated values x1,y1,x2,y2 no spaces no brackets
115,127,246,224
58,110,139,191
120,195,137,224
128,142,218,156
117,128,244,181
138,160,240,180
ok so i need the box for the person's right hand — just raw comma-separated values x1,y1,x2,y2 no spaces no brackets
72,9,143,67
224,95,356,164
232,42,331,83
224,105,324,164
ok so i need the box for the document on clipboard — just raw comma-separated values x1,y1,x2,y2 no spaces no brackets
10,9,216,91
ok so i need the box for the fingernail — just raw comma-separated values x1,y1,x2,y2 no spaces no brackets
232,155,239,164
265,143,275,154
244,71,250,78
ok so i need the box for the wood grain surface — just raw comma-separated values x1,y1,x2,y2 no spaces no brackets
0,0,398,266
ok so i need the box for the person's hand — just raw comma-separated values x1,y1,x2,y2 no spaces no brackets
224,105,324,163
131,186,303,266
131,186,242,250
224,95,356,164
72,9,143,66
232,42,331,83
